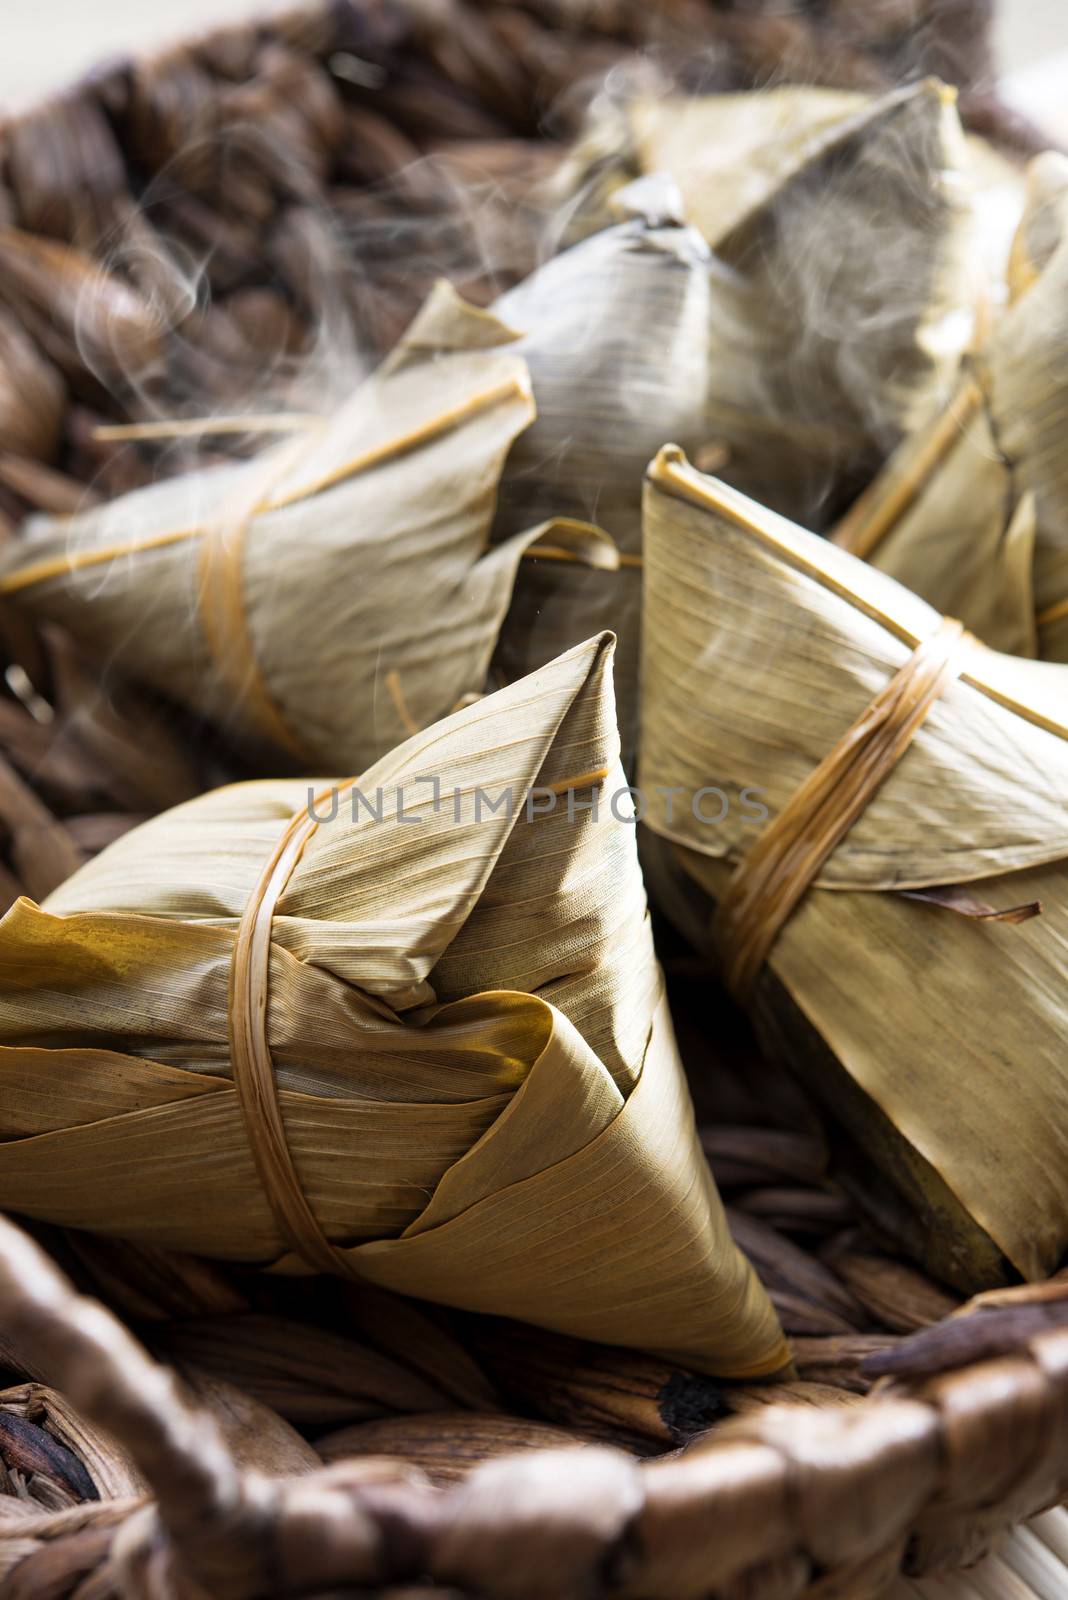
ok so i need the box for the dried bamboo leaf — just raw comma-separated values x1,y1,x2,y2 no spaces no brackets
839,151,1068,666
833,381,1040,659
1008,151,1068,304
0,283,561,775
485,180,726,761
640,446,1068,1294
491,184,718,550
559,85,865,247
631,89,887,243
563,82,976,529
0,636,786,1379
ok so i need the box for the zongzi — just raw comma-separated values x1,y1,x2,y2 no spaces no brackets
835,151,1068,665
561,80,977,529
640,445,1068,1297
0,188,728,775
0,634,787,1379
487,176,727,760
0,282,607,775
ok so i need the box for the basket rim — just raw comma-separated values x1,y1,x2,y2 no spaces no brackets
4,1208,1068,1597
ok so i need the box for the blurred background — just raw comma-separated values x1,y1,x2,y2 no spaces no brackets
0,0,1066,129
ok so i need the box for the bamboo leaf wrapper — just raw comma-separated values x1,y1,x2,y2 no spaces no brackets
837,151,1068,663
0,285,551,773
640,446,1068,1295
482,181,727,761
0,195,729,774
0,635,787,1380
561,80,977,529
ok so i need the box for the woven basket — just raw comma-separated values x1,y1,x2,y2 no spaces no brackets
2,5,1068,1599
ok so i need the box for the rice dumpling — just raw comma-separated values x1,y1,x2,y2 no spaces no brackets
0,283,594,774
835,151,1068,664
0,634,787,1379
562,81,977,529
488,177,723,758
0,188,727,775
640,445,1068,1297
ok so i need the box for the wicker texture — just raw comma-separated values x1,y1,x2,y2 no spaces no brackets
5,1213,1068,1600
0,4,1065,1598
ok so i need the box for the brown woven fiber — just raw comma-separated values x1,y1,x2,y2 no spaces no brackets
6,1209,1068,1600
3,3,1068,1599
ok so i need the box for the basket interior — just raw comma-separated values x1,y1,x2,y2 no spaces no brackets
0,4,1066,1598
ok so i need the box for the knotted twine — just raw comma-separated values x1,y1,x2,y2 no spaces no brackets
229,768,611,1275
716,615,971,998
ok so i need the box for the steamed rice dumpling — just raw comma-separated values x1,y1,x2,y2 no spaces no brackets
836,151,1068,664
640,445,1068,1297
491,178,717,546
563,81,977,529
0,188,726,775
488,179,724,757
0,283,590,774
0,634,787,1379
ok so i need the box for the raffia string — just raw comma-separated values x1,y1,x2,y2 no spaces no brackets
93,412,323,440
195,426,326,759
229,767,611,1276
229,779,364,1277
716,616,970,998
